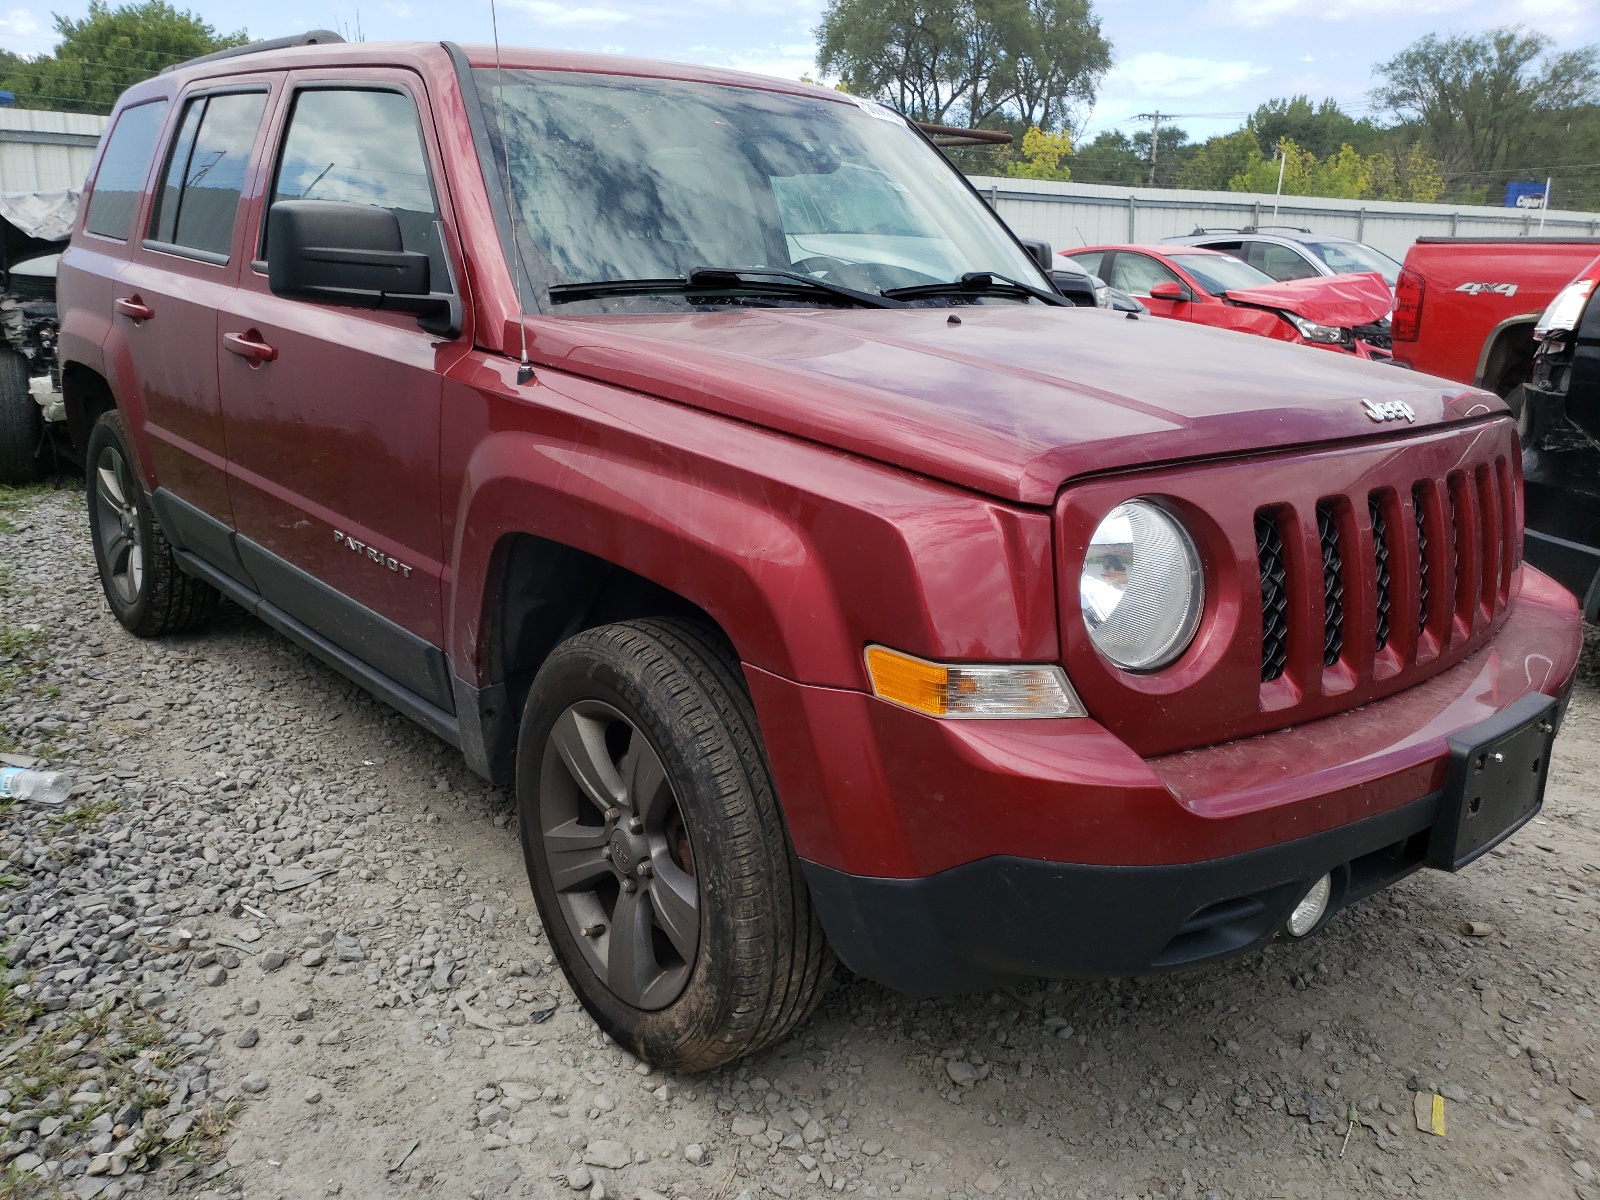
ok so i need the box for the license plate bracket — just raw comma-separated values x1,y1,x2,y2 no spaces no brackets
1428,692,1560,872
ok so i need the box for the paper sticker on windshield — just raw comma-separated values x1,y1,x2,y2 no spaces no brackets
854,98,906,124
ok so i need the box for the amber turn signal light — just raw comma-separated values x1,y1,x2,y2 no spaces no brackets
863,646,1086,719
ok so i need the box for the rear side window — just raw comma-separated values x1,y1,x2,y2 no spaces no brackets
148,90,269,258
1067,251,1103,277
266,88,442,277
83,100,170,240
1244,241,1320,282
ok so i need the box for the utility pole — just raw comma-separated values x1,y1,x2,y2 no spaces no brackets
1137,111,1163,186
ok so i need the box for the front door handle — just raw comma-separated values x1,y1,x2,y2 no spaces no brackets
113,296,154,322
222,330,278,365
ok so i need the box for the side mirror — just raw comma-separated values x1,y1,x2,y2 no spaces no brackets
1017,237,1053,274
1148,280,1188,302
267,200,458,335
1048,270,1098,308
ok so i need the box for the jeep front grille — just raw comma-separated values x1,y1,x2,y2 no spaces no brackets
1255,456,1514,683
1256,513,1289,683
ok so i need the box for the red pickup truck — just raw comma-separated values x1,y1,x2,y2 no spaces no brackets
57,34,1582,1071
1392,236,1600,392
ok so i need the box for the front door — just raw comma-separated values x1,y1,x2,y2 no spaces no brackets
115,84,274,558
1104,252,1192,321
217,74,468,712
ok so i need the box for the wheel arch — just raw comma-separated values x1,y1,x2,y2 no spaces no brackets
1474,314,1540,396
60,360,120,457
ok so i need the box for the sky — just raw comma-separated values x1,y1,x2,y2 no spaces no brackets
0,0,1593,144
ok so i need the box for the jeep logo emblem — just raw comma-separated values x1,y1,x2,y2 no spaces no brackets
1361,399,1416,424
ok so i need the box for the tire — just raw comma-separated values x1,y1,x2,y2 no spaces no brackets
85,411,220,637
517,618,833,1072
0,348,44,484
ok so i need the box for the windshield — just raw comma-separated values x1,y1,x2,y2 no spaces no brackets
1168,253,1278,296
1304,240,1401,288
472,70,1045,312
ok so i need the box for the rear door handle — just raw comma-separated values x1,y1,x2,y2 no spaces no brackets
222,330,277,365
113,296,154,321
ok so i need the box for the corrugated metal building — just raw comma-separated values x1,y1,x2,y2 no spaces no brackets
969,175,1600,261
0,109,107,193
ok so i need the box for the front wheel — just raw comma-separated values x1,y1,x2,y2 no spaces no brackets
517,618,832,1072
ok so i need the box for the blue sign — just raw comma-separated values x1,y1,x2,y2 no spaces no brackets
1506,181,1549,209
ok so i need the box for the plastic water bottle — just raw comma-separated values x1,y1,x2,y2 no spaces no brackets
0,767,72,805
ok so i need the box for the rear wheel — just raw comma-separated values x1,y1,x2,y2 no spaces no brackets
0,348,43,484
517,618,832,1072
86,411,219,637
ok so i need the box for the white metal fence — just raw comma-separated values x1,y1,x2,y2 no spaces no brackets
0,109,106,193
970,175,1600,261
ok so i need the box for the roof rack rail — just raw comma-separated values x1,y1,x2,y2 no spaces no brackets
1242,224,1314,234
914,121,1014,148
1190,226,1242,235
161,29,345,75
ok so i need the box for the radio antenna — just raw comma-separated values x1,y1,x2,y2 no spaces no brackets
489,0,534,383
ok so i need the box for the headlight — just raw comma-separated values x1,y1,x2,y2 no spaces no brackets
1285,313,1348,345
1535,278,1596,340
1081,501,1203,672
864,646,1084,719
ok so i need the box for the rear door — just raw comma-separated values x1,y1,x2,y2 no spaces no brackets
216,71,468,711
114,79,278,574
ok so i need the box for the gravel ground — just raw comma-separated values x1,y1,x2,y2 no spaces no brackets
2,482,1599,1200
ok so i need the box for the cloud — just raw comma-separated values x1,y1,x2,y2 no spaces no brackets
1509,0,1600,40
1210,0,1475,27
500,0,635,29
502,0,820,31
0,8,39,38
700,41,817,82
1107,52,1266,97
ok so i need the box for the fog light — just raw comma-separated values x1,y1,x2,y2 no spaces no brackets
1287,874,1332,937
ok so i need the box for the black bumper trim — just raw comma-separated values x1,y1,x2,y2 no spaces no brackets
802,793,1442,997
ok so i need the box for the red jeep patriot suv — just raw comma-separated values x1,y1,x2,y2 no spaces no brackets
58,33,1582,1072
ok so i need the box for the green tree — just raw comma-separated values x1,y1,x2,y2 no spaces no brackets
816,0,1109,132
1006,125,1072,179
1247,95,1383,160
1064,129,1141,184
1371,27,1600,179
1175,128,1261,191
990,0,1111,132
1,1,247,114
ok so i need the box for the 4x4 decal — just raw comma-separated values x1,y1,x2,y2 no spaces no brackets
1454,282,1519,297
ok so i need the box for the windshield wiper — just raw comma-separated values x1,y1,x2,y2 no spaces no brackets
548,266,906,309
882,271,1069,306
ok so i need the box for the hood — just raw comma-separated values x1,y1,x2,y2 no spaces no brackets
1220,271,1392,328
521,304,1502,506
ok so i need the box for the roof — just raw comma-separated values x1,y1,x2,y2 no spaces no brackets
143,36,850,108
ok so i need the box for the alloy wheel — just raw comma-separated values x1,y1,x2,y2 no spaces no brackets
94,444,144,606
538,699,700,1010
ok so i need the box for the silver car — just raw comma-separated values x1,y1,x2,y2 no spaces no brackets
1160,227,1401,290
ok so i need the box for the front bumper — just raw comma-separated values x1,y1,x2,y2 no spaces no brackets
803,791,1440,995
746,571,1580,994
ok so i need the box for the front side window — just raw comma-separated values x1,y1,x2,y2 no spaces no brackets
266,87,442,277
473,70,1044,312
1168,253,1279,296
148,90,268,258
1107,253,1182,298
83,100,170,240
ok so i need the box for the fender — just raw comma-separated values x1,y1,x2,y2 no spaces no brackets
441,357,1060,694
